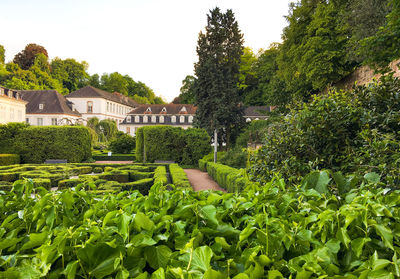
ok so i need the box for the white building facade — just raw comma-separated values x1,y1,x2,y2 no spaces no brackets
66,86,137,131
0,87,27,124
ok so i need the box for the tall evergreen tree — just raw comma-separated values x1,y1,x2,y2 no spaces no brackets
194,7,244,151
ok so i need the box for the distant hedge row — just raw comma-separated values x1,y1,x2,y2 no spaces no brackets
0,123,91,163
136,126,211,165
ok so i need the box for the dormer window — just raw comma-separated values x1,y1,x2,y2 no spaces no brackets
145,107,152,114
39,104,44,110
161,107,167,114
180,106,187,113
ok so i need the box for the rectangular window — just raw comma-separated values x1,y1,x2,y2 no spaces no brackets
39,104,44,110
87,101,93,113
37,118,43,126
26,118,29,124
51,118,58,125
126,127,130,134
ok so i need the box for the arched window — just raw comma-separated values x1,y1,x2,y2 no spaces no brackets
143,116,148,123
135,115,140,123
171,116,176,123
151,116,157,123
87,101,93,113
127,116,131,123
159,116,164,123
188,116,193,123
246,118,251,122
180,116,185,123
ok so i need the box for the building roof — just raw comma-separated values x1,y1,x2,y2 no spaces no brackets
244,106,271,117
66,86,138,108
128,104,197,115
19,90,81,116
0,86,27,103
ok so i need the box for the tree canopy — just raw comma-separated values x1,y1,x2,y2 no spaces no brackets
0,43,164,104
193,7,244,146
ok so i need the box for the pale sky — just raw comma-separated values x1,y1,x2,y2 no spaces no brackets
1,0,293,102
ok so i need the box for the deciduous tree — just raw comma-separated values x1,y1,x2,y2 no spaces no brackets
13,43,48,70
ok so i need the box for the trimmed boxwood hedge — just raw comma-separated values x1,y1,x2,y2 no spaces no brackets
7,126,92,163
136,126,210,165
169,163,191,189
0,154,20,166
154,166,168,185
121,178,154,195
206,162,256,192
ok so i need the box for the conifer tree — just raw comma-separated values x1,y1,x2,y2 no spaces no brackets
194,7,244,154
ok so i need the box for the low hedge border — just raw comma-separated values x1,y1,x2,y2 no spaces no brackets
205,162,257,192
169,164,191,189
121,178,154,195
0,154,20,166
154,166,168,185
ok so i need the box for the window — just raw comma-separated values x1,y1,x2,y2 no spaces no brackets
135,115,140,123
143,116,148,123
127,116,131,123
107,102,109,112
113,104,115,113
180,106,187,113
87,101,93,113
159,116,164,123
39,104,44,110
188,116,193,123
171,115,176,123
37,118,43,126
146,107,152,112
51,118,58,125
246,118,251,122
126,127,131,134
151,116,156,123
180,116,185,123
161,107,167,113
26,118,29,124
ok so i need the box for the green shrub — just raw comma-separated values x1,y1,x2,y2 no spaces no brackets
136,128,144,162
76,166,92,174
121,178,154,195
169,164,191,189
0,154,20,166
136,126,210,165
93,167,103,173
92,154,135,161
98,171,129,183
109,134,136,154
206,162,256,192
58,179,85,189
13,126,92,163
0,172,18,182
0,181,12,191
199,159,207,172
219,148,247,169
154,166,168,185
128,170,154,181
0,122,28,154
249,76,400,185
31,178,51,190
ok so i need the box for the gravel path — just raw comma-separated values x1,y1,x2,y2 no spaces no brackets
184,169,225,192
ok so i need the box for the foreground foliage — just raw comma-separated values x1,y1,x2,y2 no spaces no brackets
1,171,399,278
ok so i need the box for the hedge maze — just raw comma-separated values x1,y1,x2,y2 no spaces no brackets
0,163,173,194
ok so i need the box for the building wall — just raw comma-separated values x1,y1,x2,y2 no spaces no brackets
121,123,193,136
66,97,134,131
0,95,26,124
26,114,81,126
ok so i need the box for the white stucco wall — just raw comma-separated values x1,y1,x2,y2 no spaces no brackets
0,96,26,124
26,114,81,126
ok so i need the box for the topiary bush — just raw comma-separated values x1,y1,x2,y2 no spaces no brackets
109,134,136,154
169,164,191,189
0,122,29,154
136,126,210,165
13,126,92,163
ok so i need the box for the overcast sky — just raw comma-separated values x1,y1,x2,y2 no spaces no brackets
1,0,293,102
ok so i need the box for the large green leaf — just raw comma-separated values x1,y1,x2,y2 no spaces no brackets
373,224,393,250
20,231,49,250
199,205,219,228
301,171,331,194
144,245,172,270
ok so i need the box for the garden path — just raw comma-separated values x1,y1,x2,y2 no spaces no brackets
184,169,225,192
